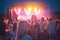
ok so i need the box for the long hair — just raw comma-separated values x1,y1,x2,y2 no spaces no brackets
16,21,30,40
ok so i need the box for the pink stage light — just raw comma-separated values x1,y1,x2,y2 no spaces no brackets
17,15,21,20
14,8,21,15
17,15,29,21
11,5,50,21
24,7,31,16
34,8,40,15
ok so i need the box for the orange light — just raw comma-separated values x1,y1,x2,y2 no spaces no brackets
34,8,41,15
28,7,32,11
34,8,37,13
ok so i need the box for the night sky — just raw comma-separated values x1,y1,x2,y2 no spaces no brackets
0,0,60,14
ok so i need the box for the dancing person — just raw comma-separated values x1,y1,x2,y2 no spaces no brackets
47,18,57,40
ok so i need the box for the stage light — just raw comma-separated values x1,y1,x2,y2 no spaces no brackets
17,15,21,20
14,8,21,15
24,8,31,16
34,8,38,15
34,8,40,15
28,7,32,11
37,9,40,15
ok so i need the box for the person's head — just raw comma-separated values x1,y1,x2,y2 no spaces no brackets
48,18,53,22
41,17,44,22
8,18,12,23
18,21,29,31
31,15,37,23
3,18,9,24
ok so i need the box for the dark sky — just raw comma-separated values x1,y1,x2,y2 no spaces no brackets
0,0,60,14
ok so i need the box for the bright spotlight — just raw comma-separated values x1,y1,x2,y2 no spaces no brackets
34,8,40,15
28,7,32,11
38,9,40,15
34,8,37,13
14,8,21,15
17,15,21,20
24,8,31,16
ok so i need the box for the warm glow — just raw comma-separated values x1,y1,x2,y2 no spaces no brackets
17,15,21,20
28,7,32,11
34,8,40,15
24,8,31,16
17,15,28,21
11,4,50,20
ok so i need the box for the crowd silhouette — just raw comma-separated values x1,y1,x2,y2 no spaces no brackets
0,15,60,40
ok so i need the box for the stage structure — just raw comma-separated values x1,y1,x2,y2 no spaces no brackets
9,4,50,22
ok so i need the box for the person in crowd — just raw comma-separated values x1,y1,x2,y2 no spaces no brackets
39,18,48,40
21,30,32,40
39,17,45,32
31,15,37,27
13,23,17,40
33,22,40,40
55,18,60,40
16,21,31,40
44,19,48,31
47,18,57,40
0,17,6,40
44,18,50,40
8,19,13,38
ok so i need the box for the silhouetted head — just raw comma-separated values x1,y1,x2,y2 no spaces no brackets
41,17,44,22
